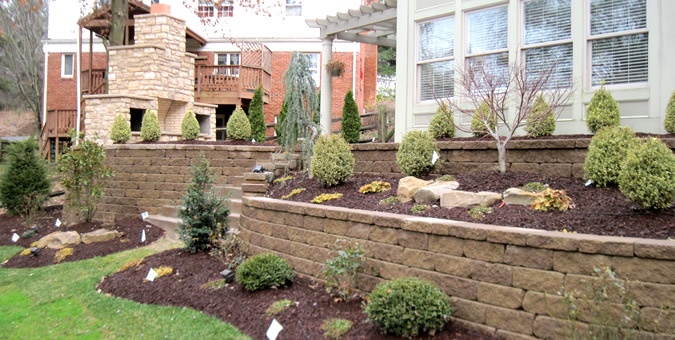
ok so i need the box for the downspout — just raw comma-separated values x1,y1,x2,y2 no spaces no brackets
42,46,48,127
75,27,82,145
352,42,357,95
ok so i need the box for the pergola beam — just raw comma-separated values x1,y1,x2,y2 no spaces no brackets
321,7,397,38
335,32,396,48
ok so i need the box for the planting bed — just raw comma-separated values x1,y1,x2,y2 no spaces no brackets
0,206,164,268
268,171,674,239
98,248,497,340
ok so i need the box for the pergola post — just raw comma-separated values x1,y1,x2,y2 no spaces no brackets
320,36,334,135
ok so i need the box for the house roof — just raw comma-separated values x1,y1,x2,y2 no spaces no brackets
305,0,397,47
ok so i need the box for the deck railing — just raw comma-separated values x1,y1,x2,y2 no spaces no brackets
39,109,78,161
195,65,271,98
81,69,106,95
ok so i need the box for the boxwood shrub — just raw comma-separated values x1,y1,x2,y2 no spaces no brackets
618,137,675,210
396,130,439,177
311,134,355,187
429,103,455,139
235,253,295,291
583,126,636,187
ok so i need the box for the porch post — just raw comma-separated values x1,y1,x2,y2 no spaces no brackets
320,36,334,135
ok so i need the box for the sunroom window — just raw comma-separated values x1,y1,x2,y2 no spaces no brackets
417,16,454,102
466,6,509,86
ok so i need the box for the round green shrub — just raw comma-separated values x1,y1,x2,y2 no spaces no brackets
470,102,496,137
618,138,675,210
181,109,200,141
525,95,556,137
226,107,252,141
429,103,455,139
235,253,295,291
311,134,355,187
586,86,620,133
584,126,637,187
396,130,440,177
665,90,675,134
342,90,361,143
0,138,51,217
364,277,452,337
110,113,131,144
140,110,161,142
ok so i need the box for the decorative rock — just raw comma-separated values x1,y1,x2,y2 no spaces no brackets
30,247,40,256
220,269,235,283
397,176,433,203
36,231,81,249
441,191,502,208
81,229,124,244
503,188,543,206
413,181,460,204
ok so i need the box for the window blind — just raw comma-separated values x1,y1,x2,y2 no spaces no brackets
418,17,454,61
420,60,454,101
591,0,646,36
524,0,571,45
525,43,573,88
592,33,648,85
467,6,508,54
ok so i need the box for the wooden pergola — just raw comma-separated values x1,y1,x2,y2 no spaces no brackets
306,0,397,135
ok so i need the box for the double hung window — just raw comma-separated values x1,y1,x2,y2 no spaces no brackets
466,6,509,84
417,16,454,102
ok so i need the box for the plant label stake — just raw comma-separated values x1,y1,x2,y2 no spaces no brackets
54,218,61,227
141,230,146,243
141,212,148,221
431,151,440,164
585,179,592,187
146,268,158,282
11,233,19,242
266,319,283,340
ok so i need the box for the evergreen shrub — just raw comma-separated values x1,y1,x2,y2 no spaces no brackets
525,95,556,137
429,103,455,139
0,138,50,217
140,110,161,142
396,130,439,177
226,107,252,141
665,90,675,134
235,253,295,291
311,134,354,187
275,98,288,145
249,86,266,142
110,113,131,144
584,126,636,187
341,90,361,143
618,138,675,210
470,102,496,137
586,86,620,133
181,109,200,140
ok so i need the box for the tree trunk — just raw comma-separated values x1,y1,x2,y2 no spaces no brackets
110,0,128,47
497,143,507,174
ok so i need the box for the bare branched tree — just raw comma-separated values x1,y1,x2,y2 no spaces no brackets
436,60,573,174
0,0,47,133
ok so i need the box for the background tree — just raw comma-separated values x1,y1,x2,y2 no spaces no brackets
0,0,48,132
248,85,266,142
341,90,361,143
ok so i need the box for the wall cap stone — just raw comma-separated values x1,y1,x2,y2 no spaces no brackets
83,94,155,101
108,43,166,51
193,102,218,108
134,13,187,24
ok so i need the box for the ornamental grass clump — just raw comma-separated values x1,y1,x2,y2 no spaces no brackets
584,126,637,187
665,90,675,133
140,110,160,142
342,90,361,143
181,109,200,140
364,277,452,337
226,107,252,141
0,138,50,217
618,137,675,210
470,102,496,137
396,130,439,177
525,94,556,137
110,113,131,143
586,86,620,133
311,134,355,187
235,253,295,291
429,103,455,139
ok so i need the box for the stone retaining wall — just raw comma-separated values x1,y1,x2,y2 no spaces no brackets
240,197,675,339
97,144,277,221
352,138,675,178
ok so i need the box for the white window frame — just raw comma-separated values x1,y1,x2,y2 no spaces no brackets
585,0,649,90
415,15,455,104
463,4,510,92
300,52,320,87
285,0,302,17
216,52,240,76
217,0,234,17
198,0,215,18
61,53,74,78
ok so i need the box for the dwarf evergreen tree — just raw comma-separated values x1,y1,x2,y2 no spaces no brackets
342,90,361,143
665,90,675,134
249,86,266,142
314,90,321,125
275,97,288,145
525,95,556,137
586,86,620,133
181,109,200,140
140,110,160,142
0,138,51,217
226,107,252,141
110,113,131,144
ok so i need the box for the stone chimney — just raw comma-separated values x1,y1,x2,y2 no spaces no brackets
150,3,171,15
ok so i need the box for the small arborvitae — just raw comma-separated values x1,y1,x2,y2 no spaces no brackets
525,94,556,137
249,86,266,142
314,90,321,125
470,102,496,137
181,109,200,140
586,85,620,133
226,107,252,141
140,110,161,142
429,102,455,139
665,90,675,134
110,113,131,144
341,90,361,143
275,97,289,145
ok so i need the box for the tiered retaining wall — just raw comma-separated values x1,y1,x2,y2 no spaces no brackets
240,197,675,339
97,144,278,221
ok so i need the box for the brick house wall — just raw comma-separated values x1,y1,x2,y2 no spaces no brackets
45,52,107,111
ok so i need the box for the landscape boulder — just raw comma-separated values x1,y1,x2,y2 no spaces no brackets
413,181,460,204
503,188,543,206
440,191,502,208
81,229,124,244
397,176,433,202
36,231,81,249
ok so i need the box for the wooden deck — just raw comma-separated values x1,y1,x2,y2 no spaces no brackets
39,109,80,161
194,64,271,105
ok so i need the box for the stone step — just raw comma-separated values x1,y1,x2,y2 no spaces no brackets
215,185,243,199
145,213,240,239
228,176,245,186
159,198,241,218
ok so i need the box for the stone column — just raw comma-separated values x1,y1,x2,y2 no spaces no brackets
320,36,334,135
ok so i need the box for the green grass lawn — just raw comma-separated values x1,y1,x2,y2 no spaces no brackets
0,242,249,339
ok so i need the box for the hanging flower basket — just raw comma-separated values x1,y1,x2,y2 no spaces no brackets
326,59,345,77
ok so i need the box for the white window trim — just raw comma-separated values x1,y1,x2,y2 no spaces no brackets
584,0,649,91
215,52,240,76
415,15,456,104
61,53,74,78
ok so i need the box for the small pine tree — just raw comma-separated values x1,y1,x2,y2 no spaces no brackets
110,113,131,144
314,91,321,125
181,109,200,140
178,155,229,253
226,107,252,141
470,102,496,137
140,110,161,142
665,90,675,134
342,90,361,143
0,138,51,217
249,86,266,142
525,94,556,137
586,86,620,133
275,97,288,145
429,102,455,139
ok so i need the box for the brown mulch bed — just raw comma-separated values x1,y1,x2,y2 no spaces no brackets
0,206,164,268
437,133,675,142
267,172,674,240
98,248,497,340
136,140,272,145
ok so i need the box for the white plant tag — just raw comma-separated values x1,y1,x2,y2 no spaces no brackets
585,179,592,187
55,218,62,227
11,233,20,242
146,268,158,282
266,319,283,340
431,151,440,164
141,229,146,243
141,212,149,220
